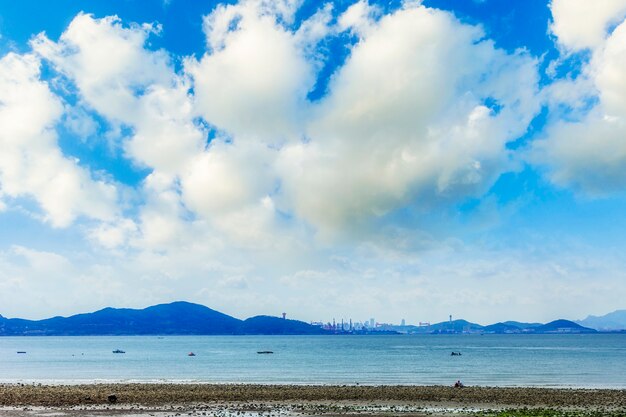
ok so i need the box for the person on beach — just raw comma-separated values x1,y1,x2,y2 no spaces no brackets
454,380,464,388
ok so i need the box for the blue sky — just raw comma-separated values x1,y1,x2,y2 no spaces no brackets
1,0,626,323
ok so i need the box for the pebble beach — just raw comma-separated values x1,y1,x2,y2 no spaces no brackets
0,384,624,417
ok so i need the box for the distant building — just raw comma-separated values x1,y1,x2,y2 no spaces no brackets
401,319,406,326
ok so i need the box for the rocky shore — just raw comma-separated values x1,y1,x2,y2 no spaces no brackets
0,384,624,416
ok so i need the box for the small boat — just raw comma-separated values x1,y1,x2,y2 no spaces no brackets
257,351,274,354
112,349,126,354
16,351,26,354
188,352,196,356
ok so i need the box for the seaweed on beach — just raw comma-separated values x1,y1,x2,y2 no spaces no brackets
477,408,626,417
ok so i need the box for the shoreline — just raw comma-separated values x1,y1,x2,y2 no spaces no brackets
1,383,624,407
3,380,625,389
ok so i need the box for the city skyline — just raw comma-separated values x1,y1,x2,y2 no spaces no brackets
1,0,626,323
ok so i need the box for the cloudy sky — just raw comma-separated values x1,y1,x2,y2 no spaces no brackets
1,0,626,324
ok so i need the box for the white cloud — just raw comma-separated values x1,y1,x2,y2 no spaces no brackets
337,0,380,36
135,172,192,249
30,13,214,251
294,3,334,50
550,0,626,51
32,14,171,122
535,112,626,193
183,2,543,242
63,107,98,139
4,230,625,323
536,9,626,193
9,2,623,324
88,218,138,249
124,82,205,175
279,4,539,233
0,52,118,227
181,141,274,216
27,11,295,255
188,1,314,142
24,4,540,245
33,13,205,176
261,239,626,324
0,246,96,319
179,138,310,250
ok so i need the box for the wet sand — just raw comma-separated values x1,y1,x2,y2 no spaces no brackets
0,384,624,416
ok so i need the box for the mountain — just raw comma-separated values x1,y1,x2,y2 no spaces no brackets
0,302,327,336
471,319,595,334
576,310,626,331
482,322,525,333
533,319,596,334
0,303,615,336
483,321,543,334
501,321,542,329
240,316,328,335
407,318,596,334
425,319,484,333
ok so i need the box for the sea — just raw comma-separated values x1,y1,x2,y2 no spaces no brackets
1,334,625,388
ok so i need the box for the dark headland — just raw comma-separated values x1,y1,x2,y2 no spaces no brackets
0,302,327,336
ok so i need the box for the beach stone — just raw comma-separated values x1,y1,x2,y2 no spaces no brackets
107,394,117,403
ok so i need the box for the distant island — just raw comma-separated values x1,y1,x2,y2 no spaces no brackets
0,302,326,336
387,318,599,335
0,301,622,336
576,309,626,331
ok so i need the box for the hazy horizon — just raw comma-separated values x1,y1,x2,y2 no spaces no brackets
1,0,626,323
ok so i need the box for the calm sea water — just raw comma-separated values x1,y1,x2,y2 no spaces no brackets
0,334,625,388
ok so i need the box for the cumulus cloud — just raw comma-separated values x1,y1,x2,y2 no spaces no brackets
550,0,626,51
184,2,540,240
337,0,381,36
27,11,298,252
187,1,314,142
279,5,539,233
32,14,170,121
19,3,541,245
7,1,602,321
33,13,205,176
0,53,118,227
89,218,139,249
181,141,273,216
30,13,213,248
535,3,626,193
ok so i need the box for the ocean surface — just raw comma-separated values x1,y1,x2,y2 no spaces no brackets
1,334,625,388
